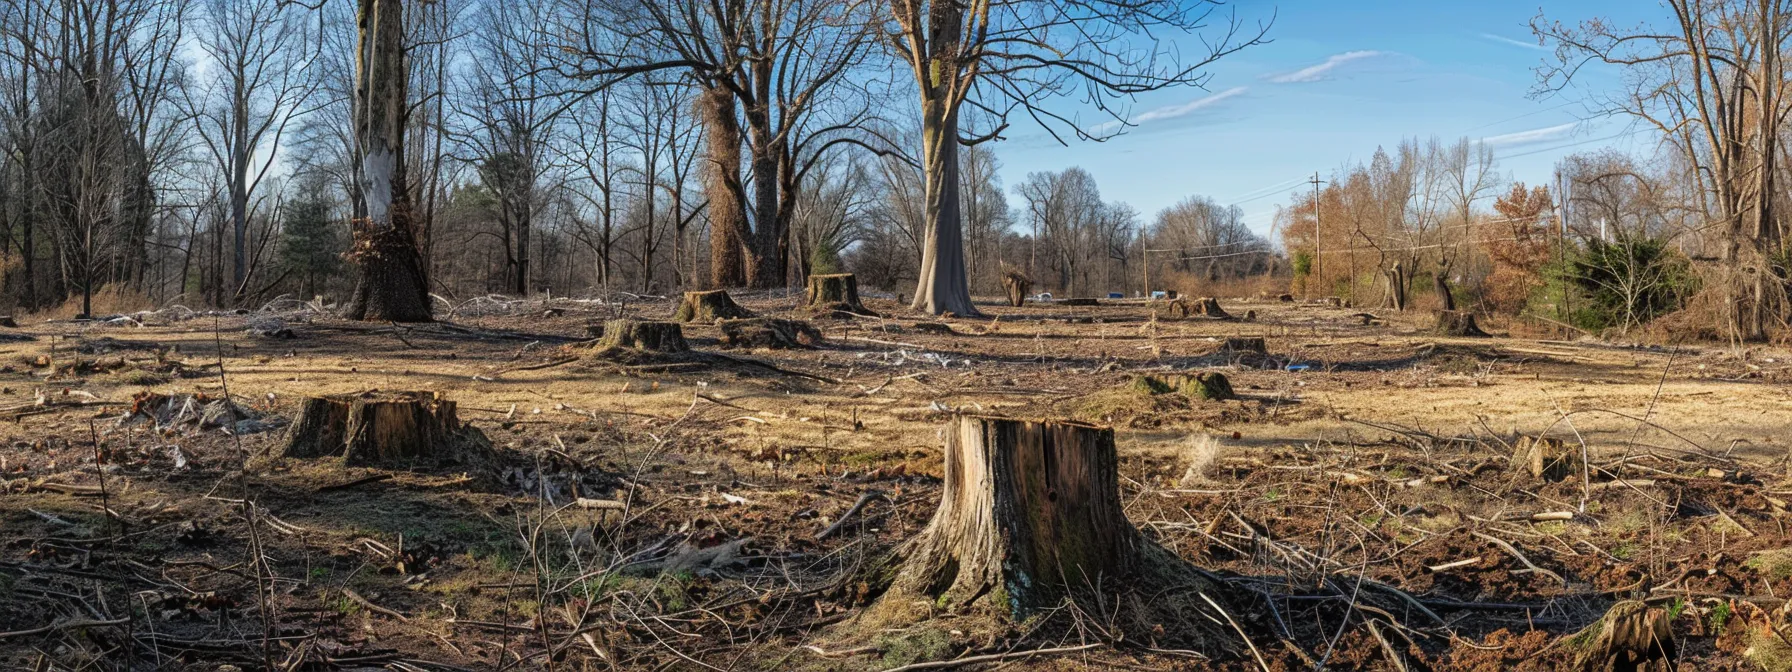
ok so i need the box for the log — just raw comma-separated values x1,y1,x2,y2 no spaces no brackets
1057,297,1100,306
0,316,16,328
805,273,876,317
1511,436,1581,482
718,318,822,349
673,290,753,324
1433,310,1490,337
598,320,688,353
1001,270,1031,307
280,391,494,469
859,416,1232,645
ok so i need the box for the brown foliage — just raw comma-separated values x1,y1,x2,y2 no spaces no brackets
1481,183,1555,314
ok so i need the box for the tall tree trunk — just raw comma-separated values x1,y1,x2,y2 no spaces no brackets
345,0,432,322
910,98,979,316
698,86,746,289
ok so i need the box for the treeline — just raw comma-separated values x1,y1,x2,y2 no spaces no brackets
0,0,1267,319
1272,1,1792,341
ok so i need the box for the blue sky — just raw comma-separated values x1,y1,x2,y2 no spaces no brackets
992,0,1666,240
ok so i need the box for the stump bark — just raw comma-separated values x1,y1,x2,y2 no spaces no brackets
280,391,493,468
1433,310,1490,337
1512,436,1581,482
598,320,688,352
1001,270,1031,307
718,318,822,349
673,290,754,323
1219,337,1267,355
1573,601,1675,672
805,273,876,317
860,416,1231,645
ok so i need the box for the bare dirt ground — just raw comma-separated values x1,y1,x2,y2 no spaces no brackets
1,293,1789,670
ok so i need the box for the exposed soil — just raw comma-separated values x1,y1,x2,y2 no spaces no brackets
1,293,1788,670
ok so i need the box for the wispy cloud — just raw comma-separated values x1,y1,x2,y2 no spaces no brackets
1094,86,1248,132
1481,33,1547,51
1482,121,1579,146
1267,51,1387,83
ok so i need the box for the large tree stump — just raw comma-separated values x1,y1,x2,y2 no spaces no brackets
805,273,876,317
1433,310,1490,337
859,416,1231,645
598,320,688,352
673,290,754,324
1001,269,1031,307
280,391,493,468
1573,601,1675,672
718,318,822,349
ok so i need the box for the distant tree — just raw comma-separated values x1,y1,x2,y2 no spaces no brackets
890,0,1269,315
278,187,345,299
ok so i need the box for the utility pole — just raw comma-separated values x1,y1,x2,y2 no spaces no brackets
1309,172,1325,298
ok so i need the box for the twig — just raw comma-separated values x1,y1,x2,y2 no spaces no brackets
344,588,409,622
0,618,130,639
1470,531,1566,584
1201,592,1270,672
815,490,889,540
316,473,393,492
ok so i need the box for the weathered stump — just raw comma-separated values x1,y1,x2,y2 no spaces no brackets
1134,372,1235,400
673,290,754,324
598,320,688,353
1001,270,1031,307
1512,436,1581,482
859,416,1231,644
1434,310,1490,337
1573,601,1674,672
1184,372,1235,400
718,318,822,349
1156,296,1231,320
280,391,493,468
806,273,876,317
1219,337,1267,355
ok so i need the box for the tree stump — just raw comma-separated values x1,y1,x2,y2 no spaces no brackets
1001,270,1031,307
805,273,876,317
1156,297,1230,320
859,416,1230,644
673,290,754,324
718,318,822,349
1511,436,1581,482
1184,372,1235,400
1573,601,1675,672
280,391,494,468
1433,310,1490,337
598,320,688,353
1219,337,1267,355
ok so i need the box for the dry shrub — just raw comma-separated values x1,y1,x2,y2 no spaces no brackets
1176,433,1222,486
28,284,155,321
1648,256,1790,345
1162,270,1284,301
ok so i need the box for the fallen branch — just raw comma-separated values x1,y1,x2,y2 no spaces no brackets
343,588,409,622
815,490,889,540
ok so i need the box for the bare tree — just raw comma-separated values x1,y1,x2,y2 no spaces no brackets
1534,0,1792,337
344,0,432,321
886,0,1268,315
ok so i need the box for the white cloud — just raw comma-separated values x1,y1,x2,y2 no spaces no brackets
1482,121,1580,147
1267,51,1387,83
1133,86,1249,124
1482,33,1547,51
1092,86,1248,132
